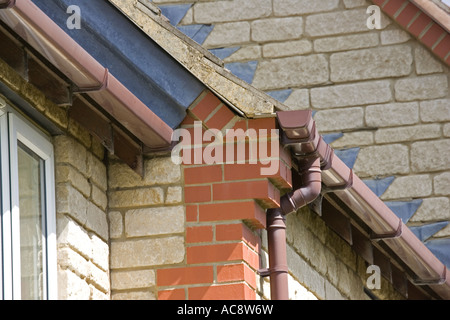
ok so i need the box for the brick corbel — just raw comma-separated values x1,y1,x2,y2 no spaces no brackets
156,89,291,300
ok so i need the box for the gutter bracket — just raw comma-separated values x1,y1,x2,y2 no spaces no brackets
294,150,320,161
72,68,109,93
412,266,447,286
370,218,403,240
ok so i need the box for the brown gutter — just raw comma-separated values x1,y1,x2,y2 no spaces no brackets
266,157,322,299
0,0,173,149
272,110,450,300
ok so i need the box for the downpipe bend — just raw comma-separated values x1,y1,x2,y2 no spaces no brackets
267,157,322,300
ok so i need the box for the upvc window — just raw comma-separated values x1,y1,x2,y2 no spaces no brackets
0,105,57,300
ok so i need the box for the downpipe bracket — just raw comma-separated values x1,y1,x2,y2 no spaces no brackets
258,266,289,278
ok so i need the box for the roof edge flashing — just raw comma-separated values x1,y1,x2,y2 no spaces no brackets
276,109,450,300
410,0,450,33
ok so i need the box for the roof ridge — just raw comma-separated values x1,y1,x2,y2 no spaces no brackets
108,0,290,118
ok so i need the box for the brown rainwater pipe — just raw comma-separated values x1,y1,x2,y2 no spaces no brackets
265,109,326,300
269,110,450,300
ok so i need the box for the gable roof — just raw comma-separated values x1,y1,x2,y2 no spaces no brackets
108,0,284,118
373,0,450,65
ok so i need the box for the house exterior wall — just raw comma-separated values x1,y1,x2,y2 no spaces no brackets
280,207,404,300
0,50,406,299
55,134,110,299
145,0,450,299
108,155,185,299
153,90,403,300
102,89,278,299
0,57,111,299
1,0,448,300
167,0,449,235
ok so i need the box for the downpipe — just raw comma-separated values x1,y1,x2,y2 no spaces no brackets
266,208,288,300
266,158,322,300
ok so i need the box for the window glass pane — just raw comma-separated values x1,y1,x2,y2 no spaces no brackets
17,141,45,300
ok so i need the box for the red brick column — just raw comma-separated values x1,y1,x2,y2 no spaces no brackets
157,90,291,300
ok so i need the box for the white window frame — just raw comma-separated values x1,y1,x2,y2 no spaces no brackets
0,106,57,300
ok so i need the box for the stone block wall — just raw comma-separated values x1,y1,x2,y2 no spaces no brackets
150,0,450,298
280,207,404,300
55,134,110,299
0,54,111,299
155,90,292,299
108,156,184,299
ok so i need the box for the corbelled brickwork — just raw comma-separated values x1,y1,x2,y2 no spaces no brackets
107,89,292,300
156,90,292,299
